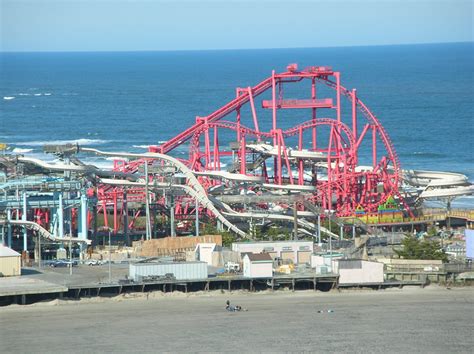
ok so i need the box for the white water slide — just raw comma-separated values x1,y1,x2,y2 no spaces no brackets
403,170,474,198
0,219,91,245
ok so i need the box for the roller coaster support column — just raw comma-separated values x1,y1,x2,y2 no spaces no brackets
123,191,129,246
58,193,64,237
272,70,277,143
240,134,246,175
352,89,357,142
335,72,341,124
195,198,200,237
22,191,27,251
312,77,317,150
7,209,12,247
79,190,88,259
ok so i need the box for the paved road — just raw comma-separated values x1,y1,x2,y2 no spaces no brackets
1,287,472,353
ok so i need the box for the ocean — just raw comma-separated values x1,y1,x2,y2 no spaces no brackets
1,42,473,206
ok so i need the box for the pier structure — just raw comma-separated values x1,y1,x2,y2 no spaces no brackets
0,64,473,252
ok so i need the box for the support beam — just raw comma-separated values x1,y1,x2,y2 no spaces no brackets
7,209,12,247
22,191,27,251
195,198,199,237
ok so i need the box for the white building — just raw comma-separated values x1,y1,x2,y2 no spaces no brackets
243,253,273,278
310,253,344,274
195,243,217,266
337,260,384,284
0,245,21,277
232,241,313,264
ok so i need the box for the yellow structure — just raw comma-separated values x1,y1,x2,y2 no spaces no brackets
0,245,21,277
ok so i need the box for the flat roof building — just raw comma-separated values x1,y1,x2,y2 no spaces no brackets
232,241,313,265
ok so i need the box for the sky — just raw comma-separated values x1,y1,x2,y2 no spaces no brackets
1,0,472,52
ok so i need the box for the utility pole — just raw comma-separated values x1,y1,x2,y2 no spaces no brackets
293,202,298,240
317,214,321,246
108,228,112,283
170,194,175,237
144,161,151,240
38,233,41,268
69,236,72,276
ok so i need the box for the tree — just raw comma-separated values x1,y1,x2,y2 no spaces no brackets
395,235,448,262
221,231,235,247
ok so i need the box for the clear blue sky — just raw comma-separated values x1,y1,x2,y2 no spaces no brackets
1,0,472,52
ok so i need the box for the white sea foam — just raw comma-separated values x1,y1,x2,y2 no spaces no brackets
133,145,151,149
15,138,109,147
44,93,52,96
12,148,34,153
158,140,167,144
87,160,113,169
3,96,15,100
33,93,42,96
18,93,31,96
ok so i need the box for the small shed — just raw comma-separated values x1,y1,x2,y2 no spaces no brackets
337,260,384,284
243,253,273,278
0,245,21,277
195,243,217,265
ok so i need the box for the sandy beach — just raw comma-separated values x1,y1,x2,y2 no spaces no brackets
1,286,472,353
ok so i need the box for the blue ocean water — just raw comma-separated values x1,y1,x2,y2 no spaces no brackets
1,43,473,196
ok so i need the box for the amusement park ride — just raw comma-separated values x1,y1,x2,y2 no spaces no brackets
1,64,473,249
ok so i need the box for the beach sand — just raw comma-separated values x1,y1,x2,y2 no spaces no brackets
1,286,472,353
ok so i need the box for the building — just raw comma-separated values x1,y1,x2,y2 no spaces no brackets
243,253,273,278
195,243,217,265
465,229,474,259
232,241,313,264
0,245,21,277
129,261,208,281
337,260,384,285
310,253,344,274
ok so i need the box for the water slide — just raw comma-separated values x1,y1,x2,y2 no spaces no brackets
221,210,339,239
80,148,248,238
15,156,134,179
402,170,474,199
0,219,91,245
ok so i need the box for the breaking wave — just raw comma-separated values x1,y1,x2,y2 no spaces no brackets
15,138,110,147
12,148,33,153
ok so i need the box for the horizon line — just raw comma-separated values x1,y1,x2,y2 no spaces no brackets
1,40,472,54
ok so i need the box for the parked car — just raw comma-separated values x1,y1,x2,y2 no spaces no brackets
85,259,104,266
50,260,68,268
50,259,77,267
